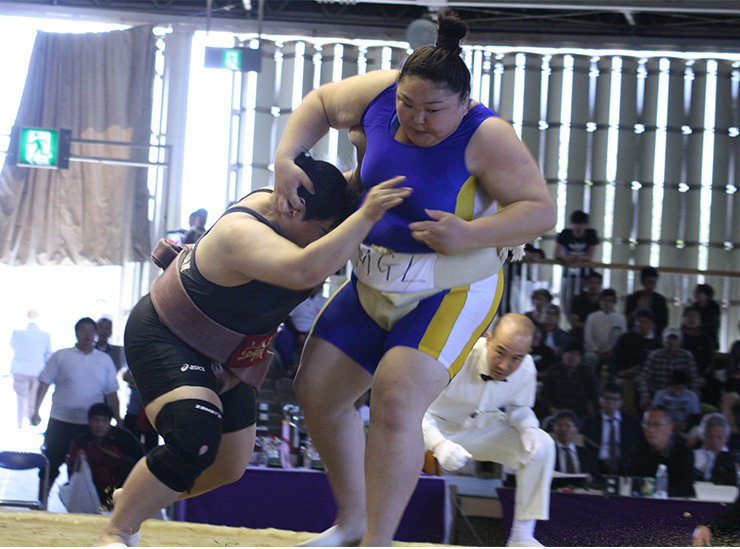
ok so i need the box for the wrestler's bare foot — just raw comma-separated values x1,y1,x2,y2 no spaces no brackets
94,528,140,547
297,525,364,547
94,490,141,547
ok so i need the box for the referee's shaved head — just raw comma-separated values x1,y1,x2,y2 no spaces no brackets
492,313,535,344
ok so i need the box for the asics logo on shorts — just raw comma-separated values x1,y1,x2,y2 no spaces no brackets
180,363,206,372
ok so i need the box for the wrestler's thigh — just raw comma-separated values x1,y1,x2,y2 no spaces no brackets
295,335,373,412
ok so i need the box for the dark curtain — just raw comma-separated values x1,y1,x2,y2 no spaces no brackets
0,25,156,265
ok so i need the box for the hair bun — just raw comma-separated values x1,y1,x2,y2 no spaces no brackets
435,9,468,55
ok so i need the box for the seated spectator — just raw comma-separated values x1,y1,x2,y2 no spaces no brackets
549,409,592,479
183,208,208,244
581,382,643,479
652,369,702,434
624,266,669,338
540,340,599,419
627,405,696,498
681,306,720,408
530,321,558,379
567,271,603,345
694,413,737,486
66,403,145,511
540,304,570,356
687,283,721,351
583,288,626,373
609,310,662,414
273,283,328,376
525,288,553,324
637,327,701,411
722,329,740,451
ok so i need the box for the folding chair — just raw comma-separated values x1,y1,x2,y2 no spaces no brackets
0,451,50,510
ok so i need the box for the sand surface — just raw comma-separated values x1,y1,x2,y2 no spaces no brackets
0,509,444,547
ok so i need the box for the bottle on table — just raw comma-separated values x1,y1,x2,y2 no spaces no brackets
654,463,668,499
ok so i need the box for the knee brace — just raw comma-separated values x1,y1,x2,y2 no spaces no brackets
146,399,223,493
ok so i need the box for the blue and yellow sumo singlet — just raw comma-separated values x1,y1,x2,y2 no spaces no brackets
312,83,505,377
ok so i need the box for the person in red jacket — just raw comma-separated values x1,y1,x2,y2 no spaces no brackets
67,403,144,510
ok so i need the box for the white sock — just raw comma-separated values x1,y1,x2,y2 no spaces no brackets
509,519,536,542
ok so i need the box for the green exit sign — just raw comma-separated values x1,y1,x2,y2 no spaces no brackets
204,47,262,72
13,127,71,169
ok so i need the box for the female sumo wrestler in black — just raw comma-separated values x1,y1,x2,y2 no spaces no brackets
96,153,410,546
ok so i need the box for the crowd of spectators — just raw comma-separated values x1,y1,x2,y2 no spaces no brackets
515,252,740,498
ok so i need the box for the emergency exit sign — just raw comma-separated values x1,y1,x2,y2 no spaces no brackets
15,127,71,169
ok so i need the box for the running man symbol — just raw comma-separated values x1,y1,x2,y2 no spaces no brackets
19,129,57,166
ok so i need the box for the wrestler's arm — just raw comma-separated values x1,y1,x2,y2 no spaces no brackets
273,70,398,211
409,117,556,255
205,178,410,291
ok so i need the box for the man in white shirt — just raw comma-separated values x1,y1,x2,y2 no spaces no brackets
32,317,120,498
10,309,52,428
583,288,626,371
423,314,555,547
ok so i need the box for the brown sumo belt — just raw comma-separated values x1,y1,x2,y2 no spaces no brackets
148,238,274,389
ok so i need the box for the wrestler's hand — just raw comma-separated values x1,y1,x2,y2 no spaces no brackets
433,440,472,472
521,427,544,461
409,209,469,255
692,526,712,546
274,155,314,213
359,176,411,222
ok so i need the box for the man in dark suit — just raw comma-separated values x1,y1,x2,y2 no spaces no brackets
626,405,696,498
549,409,592,478
580,382,643,480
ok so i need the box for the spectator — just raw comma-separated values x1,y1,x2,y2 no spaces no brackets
692,493,740,546
688,283,721,351
272,284,328,376
555,210,600,311
583,288,626,373
540,304,569,356
183,208,208,244
652,369,702,434
9,309,52,429
121,368,158,453
722,328,740,451
609,309,662,414
681,306,719,408
626,405,696,498
549,409,592,477
95,316,126,372
581,382,643,478
624,266,669,338
540,340,600,418
31,317,120,498
66,403,144,511
693,413,737,486
529,321,558,379
637,327,701,410
524,288,552,324
567,271,603,345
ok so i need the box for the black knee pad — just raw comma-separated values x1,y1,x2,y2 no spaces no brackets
146,399,223,493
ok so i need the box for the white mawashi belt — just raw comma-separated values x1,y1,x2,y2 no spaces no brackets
351,242,515,294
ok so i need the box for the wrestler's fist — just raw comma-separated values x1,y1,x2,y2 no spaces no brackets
433,440,472,472
359,176,412,222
